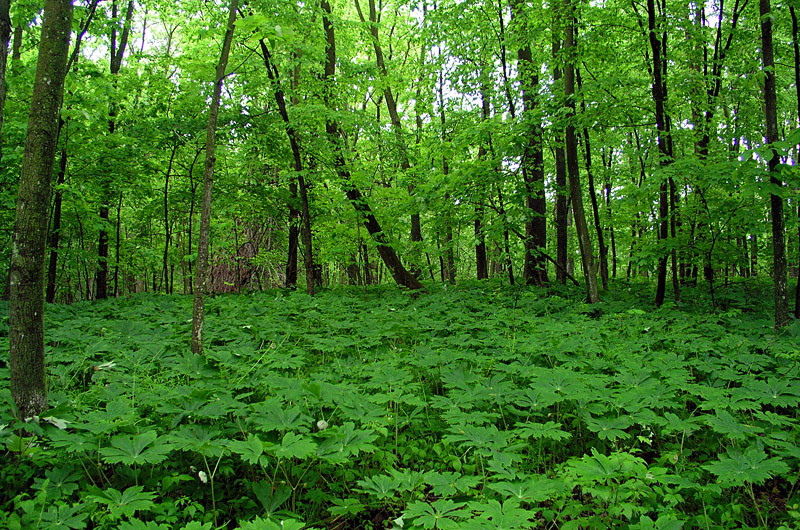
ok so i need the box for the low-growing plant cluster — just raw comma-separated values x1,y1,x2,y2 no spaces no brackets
1,281,799,529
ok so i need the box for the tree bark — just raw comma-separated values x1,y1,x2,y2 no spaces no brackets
475,84,490,280
647,0,674,307
563,0,598,303
321,0,422,291
162,143,177,294
576,68,608,290
191,0,239,354
9,0,72,420
760,0,788,329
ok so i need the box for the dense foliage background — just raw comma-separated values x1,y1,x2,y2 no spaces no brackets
1,0,798,302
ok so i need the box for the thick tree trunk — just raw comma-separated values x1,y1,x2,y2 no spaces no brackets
563,0,598,303
321,0,422,291
760,0,788,329
9,0,72,420
511,0,547,286
191,0,238,354
647,0,674,307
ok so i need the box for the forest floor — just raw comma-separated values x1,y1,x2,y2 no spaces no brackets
1,279,799,529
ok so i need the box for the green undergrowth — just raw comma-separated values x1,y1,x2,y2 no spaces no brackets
1,280,799,529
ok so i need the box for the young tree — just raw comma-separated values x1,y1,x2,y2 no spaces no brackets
96,0,134,299
759,0,788,329
9,0,73,419
563,0,598,303
191,0,239,354
0,0,10,161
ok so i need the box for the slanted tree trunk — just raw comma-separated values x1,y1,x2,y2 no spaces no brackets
259,39,316,295
354,0,422,276
321,0,422,290
191,0,238,354
576,67,608,290
563,0,598,303
9,0,72,420
760,0,788,329
96,0,134,299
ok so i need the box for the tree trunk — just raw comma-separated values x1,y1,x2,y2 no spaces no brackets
563,0,598,303
0,0,10,162
259,39,316,294
321,0,422,291
162,143,177,294
552,36,569,286
354,0,422,276
9,0,72,420
576,68,608,290
760,0,788,329
46,140,68,304
511,0,547,286
647,0,673,307
474,84,490,280
191,0,239,354
791,6,800,319
96,0,134,299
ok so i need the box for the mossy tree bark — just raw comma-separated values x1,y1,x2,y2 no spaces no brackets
191,0,239,354
9,0,73,419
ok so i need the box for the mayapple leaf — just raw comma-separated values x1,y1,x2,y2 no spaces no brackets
270,431,316,460
515,421,572,441
87,485,156,519
99,430,172,465
229,433,265,465
703,442,789,486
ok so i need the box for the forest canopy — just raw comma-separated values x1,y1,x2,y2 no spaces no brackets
0,0,797,311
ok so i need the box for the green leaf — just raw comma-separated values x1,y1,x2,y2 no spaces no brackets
87,485,156,519
703,442,789,486
270,431,316,460
99,430,172,465
230,433,265,465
